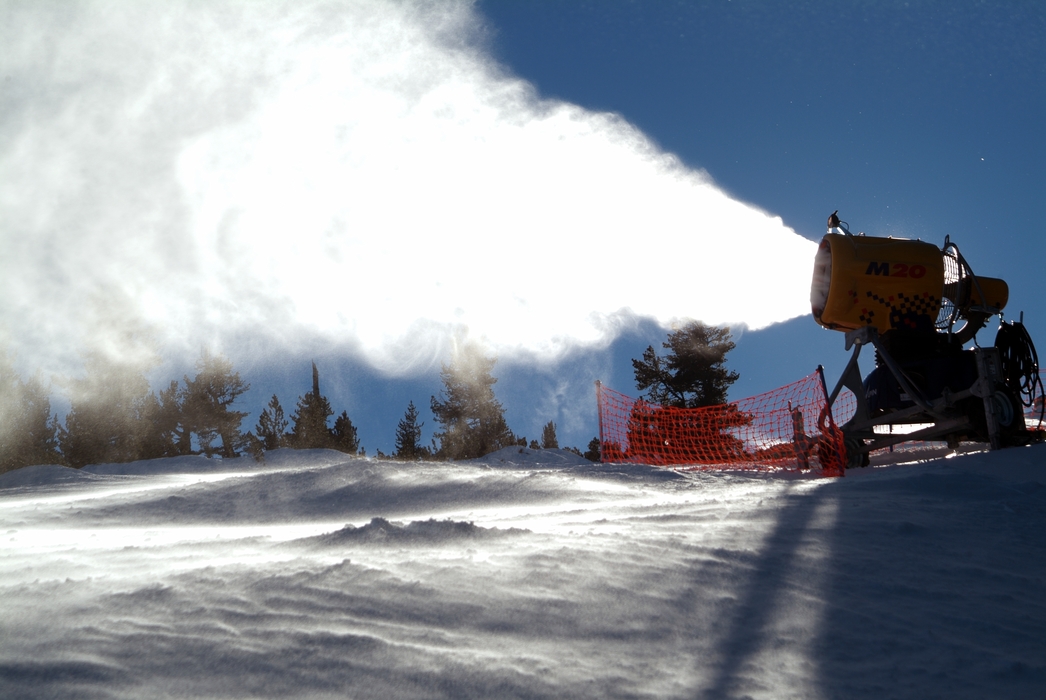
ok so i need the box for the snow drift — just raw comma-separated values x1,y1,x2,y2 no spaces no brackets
2,445,1044,698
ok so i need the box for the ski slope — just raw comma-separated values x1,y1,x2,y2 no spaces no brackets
2,445,1044,699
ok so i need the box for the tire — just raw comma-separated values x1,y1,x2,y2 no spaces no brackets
963,387,1026,445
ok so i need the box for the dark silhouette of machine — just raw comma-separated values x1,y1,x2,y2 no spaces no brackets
811,212,1043,467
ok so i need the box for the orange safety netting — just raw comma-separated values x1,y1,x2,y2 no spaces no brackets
596,370,852,477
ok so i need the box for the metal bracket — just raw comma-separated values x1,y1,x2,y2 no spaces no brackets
974,347,1003,450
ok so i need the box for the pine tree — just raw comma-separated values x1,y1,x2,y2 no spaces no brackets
630,322,749,461
290,362,334,449
584,437,601,462
394,400,426,460
19,376,60,466
0,357,19,472
256,394,289,451
182,349,251,458
136,392,170,460
331,411,360,454
241,431,265,462
540,420,558,449
0,361,62,472
632,321,740,408
430,344,514,460
60,352,154,468
290,392,334,449
156,380,192,456
132,379,191,461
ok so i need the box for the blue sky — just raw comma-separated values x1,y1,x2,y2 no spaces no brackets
1,1,1042,455
474,0,1046,445
349,0,1043,452
271,0,1045,454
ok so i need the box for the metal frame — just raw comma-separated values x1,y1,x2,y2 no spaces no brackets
823,326,1007,465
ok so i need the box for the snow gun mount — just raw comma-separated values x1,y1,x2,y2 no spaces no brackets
811,211,1044,468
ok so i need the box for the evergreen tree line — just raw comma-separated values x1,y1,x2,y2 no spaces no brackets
424,343,593,462
0,342,602,474
1,348,255,471
254,362,361,456
1,320,735,474
0,349,373,473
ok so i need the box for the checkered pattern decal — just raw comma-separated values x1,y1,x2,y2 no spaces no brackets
858,290,939,332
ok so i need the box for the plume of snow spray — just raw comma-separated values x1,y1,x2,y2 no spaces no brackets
0,0,815,379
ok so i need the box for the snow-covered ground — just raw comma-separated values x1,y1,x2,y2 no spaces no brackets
2,445,1044,699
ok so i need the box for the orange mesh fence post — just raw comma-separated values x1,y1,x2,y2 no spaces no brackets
596,371,849,477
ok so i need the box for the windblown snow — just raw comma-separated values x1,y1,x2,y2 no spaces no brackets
2,446,1044,699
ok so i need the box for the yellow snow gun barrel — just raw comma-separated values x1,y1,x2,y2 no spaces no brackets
943,276,1009,318
810,232,1008,335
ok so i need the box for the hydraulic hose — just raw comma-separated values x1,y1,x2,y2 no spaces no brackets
995,319,1045,425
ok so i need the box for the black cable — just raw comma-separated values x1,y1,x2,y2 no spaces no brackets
995,320,1045,425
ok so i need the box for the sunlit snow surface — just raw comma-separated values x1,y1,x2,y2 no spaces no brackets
2,446,1045,699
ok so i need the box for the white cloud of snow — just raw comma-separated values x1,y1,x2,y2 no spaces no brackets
0,0,816,377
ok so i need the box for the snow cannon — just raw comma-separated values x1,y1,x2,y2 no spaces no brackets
811,230,1008,341
811,212,1043,469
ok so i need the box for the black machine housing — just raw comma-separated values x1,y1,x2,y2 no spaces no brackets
825,325,1030,468
816,222,1041,468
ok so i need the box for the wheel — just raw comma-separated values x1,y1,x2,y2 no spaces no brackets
963,387,1026,446
991,389,1021,430
992,388,1027,447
